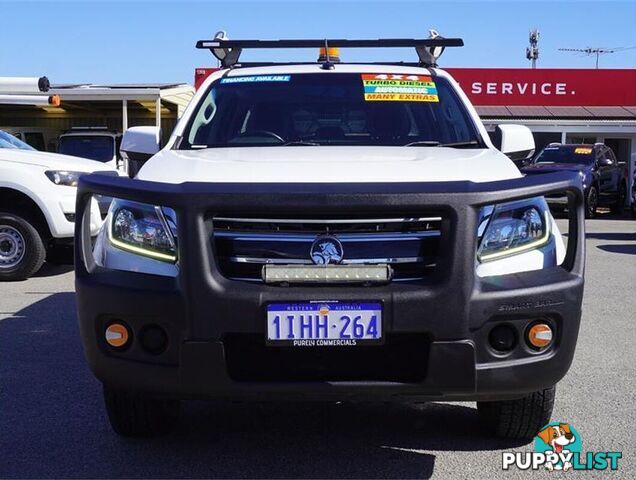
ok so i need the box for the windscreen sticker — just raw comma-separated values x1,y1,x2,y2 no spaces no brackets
574,147,593,154
220,75,291,84
362,74,439,102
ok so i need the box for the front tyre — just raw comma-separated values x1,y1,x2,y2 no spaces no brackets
585,186,598,219
0,212,46,281
103,386,180,437
477,386,555,439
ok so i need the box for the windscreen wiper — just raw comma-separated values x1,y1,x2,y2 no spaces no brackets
439,140,481,148
404,140,481,148
404,140,440,147
283,140,321,146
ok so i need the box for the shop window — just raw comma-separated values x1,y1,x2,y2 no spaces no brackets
24,133,45,151
532,132,561,155
604,138,631,165
566,135,597,144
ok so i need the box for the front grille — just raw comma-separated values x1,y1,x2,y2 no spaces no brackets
211,216,442,282
224,333,430,382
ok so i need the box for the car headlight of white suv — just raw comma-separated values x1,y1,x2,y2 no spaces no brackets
92,199,179,276
477,197,551,263
45,170,84,187
108,199,177,262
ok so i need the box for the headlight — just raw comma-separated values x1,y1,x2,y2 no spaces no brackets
45,170,84,186
108,199,177,262
477,197,551,262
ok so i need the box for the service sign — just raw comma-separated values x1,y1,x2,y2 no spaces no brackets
446,68,636,106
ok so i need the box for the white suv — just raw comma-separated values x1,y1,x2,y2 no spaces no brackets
0,130,117,280
58,128,124,173
75,37,585,440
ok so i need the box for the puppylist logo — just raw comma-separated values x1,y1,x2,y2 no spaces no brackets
502,422,622,472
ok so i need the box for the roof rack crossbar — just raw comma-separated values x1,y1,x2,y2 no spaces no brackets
196,37,464,68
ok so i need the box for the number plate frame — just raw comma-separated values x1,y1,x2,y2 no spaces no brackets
266,301,383,347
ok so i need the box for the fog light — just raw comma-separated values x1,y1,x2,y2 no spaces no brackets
139,325,168,355
105,323,130,348
489,324,516,352
527,323,553,349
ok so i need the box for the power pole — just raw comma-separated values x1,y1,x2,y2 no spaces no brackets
526,29,540,68
558,47,616,68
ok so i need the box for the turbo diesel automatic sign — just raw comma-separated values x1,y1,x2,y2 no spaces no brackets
362,73,439,102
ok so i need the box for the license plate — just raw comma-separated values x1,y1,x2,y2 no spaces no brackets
266,302,382,347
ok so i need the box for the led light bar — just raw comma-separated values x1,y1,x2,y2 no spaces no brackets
263,264,392,284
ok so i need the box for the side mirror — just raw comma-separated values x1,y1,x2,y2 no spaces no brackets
492,124,535,167
597,158,613,167
120,126,161,178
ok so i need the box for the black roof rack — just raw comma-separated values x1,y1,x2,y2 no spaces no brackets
196,37,464,68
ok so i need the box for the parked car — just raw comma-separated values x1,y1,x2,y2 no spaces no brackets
74,36,585,440
0,129,117,280
58,127,125,173
522,143,627,218
0,126,60,152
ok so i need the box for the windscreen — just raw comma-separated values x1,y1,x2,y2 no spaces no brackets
534,145,595,165
58,135,115,162
183,73,481,148
0,130,35,150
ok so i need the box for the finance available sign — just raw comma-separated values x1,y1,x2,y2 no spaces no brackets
446,68,636,107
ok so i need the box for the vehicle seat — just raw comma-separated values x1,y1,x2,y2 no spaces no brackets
314,126,346,141
366,103,411,144
247,103,289,140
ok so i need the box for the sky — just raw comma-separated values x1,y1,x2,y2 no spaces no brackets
0,0,635,85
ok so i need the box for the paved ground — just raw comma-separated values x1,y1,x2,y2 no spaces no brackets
1,214,634,479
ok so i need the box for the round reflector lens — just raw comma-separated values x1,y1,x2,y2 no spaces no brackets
139,324,168,355
105,323,130,348
488,324,516,352
527,323,553,349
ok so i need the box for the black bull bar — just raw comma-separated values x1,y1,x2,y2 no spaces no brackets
75,170,585,281
73,171,585,398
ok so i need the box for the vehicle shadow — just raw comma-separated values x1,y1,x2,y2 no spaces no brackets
45,245,75,266
33,262,74,278
0,293,526,479
596,244,636,255
585,232,636,242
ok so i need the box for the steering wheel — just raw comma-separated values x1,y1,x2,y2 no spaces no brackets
237,130,285,143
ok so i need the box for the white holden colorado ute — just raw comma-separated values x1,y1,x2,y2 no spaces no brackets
74,36,585,439
0,130,117,280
